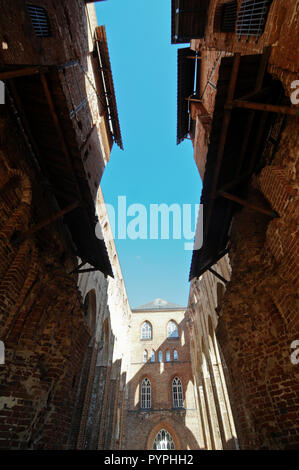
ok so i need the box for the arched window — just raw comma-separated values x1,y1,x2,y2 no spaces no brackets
153,429,175,450
166,350,170,362
173,350,178,361
83,290,97,331
143,350,148,363
151,350,155,362
141,321,152,340
158,351,163,363
167,321,178,338
141,378,151,409
172,377,184,408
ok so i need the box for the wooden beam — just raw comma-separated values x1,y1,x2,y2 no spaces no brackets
69,261,87,274
0,67,42,80
208,267,228,284
40,73,82,198
217,171,252,194
19,201,81,240
186,97,202,103
218,191,279,218
204,54,241,239
186,56,201,60
229,100,299,115
76,268,99,274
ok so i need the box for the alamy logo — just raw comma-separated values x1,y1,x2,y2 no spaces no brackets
0,341,4,364
0,80,5,105
96,197,203,251
290,80,299,105
290,340,299,365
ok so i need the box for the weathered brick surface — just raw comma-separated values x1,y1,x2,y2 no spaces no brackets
191,0,299,93
123,306,201,450
215,117,299,449
0,1,127,450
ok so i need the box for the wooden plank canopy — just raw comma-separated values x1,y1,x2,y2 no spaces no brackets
189,49,291,281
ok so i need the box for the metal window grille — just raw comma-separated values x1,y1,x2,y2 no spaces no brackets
153,429,175,450
167,321,179,338
236,0,272,39
141,321,152,339
172,377,184,408
28,5,51,37
221,1,238,32
141,378,151,409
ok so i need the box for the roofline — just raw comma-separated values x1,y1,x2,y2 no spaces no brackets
94,25,123,150
132,307,187,313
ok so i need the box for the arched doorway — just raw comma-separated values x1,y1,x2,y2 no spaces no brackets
152,429,175,450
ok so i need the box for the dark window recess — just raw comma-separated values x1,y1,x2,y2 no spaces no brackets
236,0,272,39
221,1,238,32
28,5,51,37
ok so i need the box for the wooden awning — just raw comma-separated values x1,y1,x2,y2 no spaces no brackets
2,66,113,277
177,48,200,145
189,49,292,281
171,0,210,44
94,26,123,150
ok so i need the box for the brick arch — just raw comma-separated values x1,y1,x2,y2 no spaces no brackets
146,420,181,450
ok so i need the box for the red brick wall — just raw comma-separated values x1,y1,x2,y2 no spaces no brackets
216,116,299,449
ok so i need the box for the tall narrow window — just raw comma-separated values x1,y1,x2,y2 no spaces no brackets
167,321,179,338
166,350,170,362
141,378,151,409
172,377,184,408
143,350,148,363
173,350,178,361
153,429,175,450
28,5,51,37
151,350,155,362
141,321,152,340
158,351,163,363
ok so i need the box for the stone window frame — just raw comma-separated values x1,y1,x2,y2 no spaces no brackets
140,377,151,410
143,349,148,363
172,376,184,409
158,350,163,363
140,321,153,340
167,320,179,339
150,349,155,362
165,350,171,362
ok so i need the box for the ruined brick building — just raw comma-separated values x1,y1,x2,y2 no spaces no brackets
124,298,201,450
173,0,299,450
0,0,130,450
0,0,298,452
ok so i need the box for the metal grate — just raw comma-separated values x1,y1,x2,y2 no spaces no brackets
28,5,51,37
236,0,272,39
221,1,238,32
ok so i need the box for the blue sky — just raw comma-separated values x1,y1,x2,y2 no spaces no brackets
95,0,202,309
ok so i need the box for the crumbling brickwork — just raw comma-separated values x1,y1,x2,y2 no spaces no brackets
0,0,126,450
216,116,299,449
186,256,238,449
